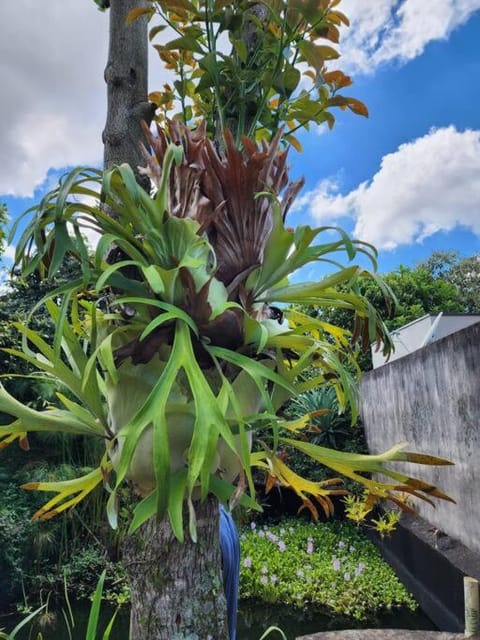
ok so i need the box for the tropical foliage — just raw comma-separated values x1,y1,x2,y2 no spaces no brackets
0,258,83,410
419,250,480,314
130,0,368,147
357,264,464,331
0,570,118,640
281,386,368,489
0,118,454,538
0,0,455,547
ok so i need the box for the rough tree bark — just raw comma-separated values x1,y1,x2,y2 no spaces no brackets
103,3,229,638
103,0,153,184
123,498,228,639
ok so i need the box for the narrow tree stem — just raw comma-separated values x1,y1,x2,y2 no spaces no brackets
103,0,153,187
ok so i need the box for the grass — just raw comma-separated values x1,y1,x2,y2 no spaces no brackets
239,518,417,621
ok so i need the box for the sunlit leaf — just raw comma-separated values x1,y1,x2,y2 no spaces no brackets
22,459,112,521
126,6,155,24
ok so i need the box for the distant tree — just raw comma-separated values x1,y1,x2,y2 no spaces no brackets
364,265,463,330
0,258,83,409
420,250,480,314
313,261,465,370
419,250,459,280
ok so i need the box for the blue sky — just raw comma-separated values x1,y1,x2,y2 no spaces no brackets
1,0,480,277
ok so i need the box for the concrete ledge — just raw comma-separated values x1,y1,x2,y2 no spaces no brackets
296,631,476,639
368,514,480,632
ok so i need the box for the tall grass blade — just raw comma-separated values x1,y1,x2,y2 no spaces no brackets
85,570,106,640
258,626,288,640
3,605,46,639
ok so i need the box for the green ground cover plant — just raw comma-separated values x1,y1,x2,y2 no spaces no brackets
240,518,416,621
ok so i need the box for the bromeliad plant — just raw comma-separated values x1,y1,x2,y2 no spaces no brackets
0,119,454,537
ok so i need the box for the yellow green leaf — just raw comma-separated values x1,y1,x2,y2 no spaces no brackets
126,7,154,24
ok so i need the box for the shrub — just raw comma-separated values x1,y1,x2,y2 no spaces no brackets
281,387,368,489
240,518,416,621
0,491,33,603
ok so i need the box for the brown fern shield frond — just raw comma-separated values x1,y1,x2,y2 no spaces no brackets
140,121,304,296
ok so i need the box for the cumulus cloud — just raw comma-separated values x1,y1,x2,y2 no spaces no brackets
2,1,480,198
302,126,480,249
2,244,16,264
339,0,480,73
0,2,178,199
0,1,108,197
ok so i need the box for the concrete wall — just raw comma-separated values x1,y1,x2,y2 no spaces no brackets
360,321,480,554
371,314,480,369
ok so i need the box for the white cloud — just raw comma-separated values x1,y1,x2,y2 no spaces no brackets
2,1,480,199
303,126,480,249
0,2,177,199
0,1,108,197
2,244,16,263
338,0,480,73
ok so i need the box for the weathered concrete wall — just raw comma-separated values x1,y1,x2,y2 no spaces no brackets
360,321,480,554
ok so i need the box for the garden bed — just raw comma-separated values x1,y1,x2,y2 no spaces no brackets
240,518,419,622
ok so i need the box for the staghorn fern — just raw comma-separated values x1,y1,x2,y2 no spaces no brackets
1,123,454,538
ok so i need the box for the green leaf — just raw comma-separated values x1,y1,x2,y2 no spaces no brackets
95,260,146,292
298,40,339,71
141,265,166,295
106,489,118,530
47,221,75,278
129,490,157,535
179,326,235,495
257,281,366,306
152,144,184,224
248,203,294,294
258,626,287,640
117,297,199,336
207,346,295,399
2,605,46,638
166,35,205,55
102,607,119,640
0,385,102,437
209,475,260,511
86,570,106,640
113,324,184,516
167,470,188,540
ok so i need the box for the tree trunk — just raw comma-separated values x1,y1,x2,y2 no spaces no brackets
103,3,229,638
123,497,229,640
103,0,153,185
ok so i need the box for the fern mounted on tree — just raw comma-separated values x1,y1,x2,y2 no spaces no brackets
1,1,454,638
